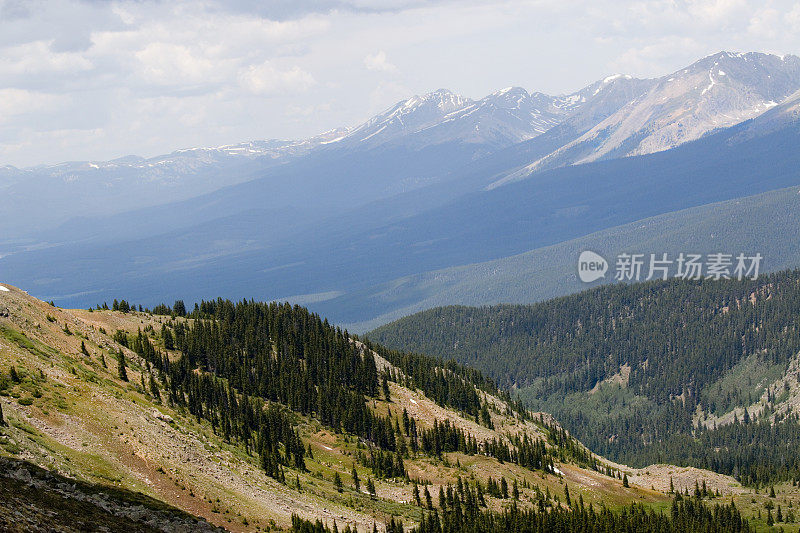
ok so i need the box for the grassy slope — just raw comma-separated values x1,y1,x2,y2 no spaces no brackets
1,284,795,532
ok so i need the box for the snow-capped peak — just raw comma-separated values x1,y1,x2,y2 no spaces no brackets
603,74,632,84
489,51,800,189
396,89,469,112
487,86,530,100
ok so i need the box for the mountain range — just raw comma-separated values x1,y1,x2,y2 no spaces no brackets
489,51,800,187
3,51,800,332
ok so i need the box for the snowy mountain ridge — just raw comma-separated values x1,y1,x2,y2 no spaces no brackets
4,51,799,239
490,51,800,188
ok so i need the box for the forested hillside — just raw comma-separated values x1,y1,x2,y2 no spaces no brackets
132,298,534,481
370,269,800,485
292,496,752,533
12,283,734,531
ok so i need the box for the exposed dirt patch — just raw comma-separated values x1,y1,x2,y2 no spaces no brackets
589,364,631,395
626,464,745,496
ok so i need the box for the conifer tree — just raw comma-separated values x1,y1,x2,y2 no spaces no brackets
173,300,187,317
149,374,161,401
293,486,754,533
117,350,129,382
352,465,360,493
162,326,174,350
382,374,391,401
480,401,494,428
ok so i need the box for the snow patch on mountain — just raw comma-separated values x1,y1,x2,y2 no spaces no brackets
341,87,576,149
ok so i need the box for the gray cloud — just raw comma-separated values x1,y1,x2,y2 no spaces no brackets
197,0,447,21
0,0,30,20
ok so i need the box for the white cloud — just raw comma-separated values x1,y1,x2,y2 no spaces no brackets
0,89,67,121
788,4,800,32
343,0,431,10
238,61,316,95
368,80,412,114
0,127,106,164
363,50,397,72
136,43,219,86
748,8,782,39
610,37,706,78
686,0,748,25
0,40,92,77
285,102,332,118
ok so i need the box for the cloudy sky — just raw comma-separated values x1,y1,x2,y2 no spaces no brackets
2,0,800,167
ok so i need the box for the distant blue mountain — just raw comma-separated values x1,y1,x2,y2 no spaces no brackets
4,93,800,325
333,183,800,331
3,54,800,327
